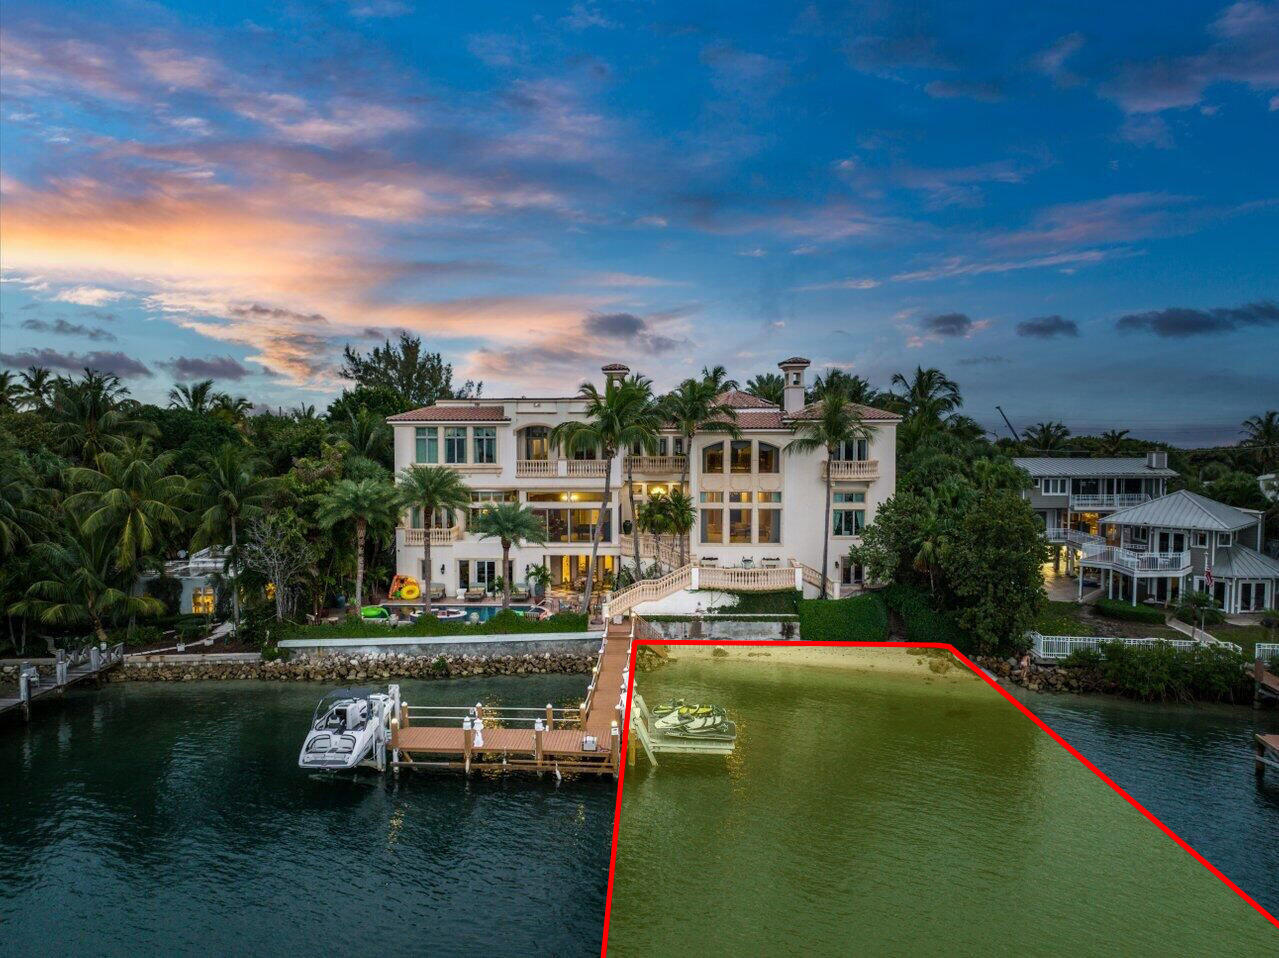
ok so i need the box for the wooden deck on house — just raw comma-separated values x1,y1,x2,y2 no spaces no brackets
390,620,634,776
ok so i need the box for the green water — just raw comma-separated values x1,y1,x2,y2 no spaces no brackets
609,653,1277,955
0,678,614,957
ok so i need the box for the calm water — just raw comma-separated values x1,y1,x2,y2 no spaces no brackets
0,677,613,958
609,653,1278,955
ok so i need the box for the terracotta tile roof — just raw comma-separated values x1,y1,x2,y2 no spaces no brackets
778,356,811,366
732,411,786,429
787,400,900,422
601,362,631,372
387,404,509,423
716,389,779,409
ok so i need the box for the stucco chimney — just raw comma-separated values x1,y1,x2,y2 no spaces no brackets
602,362,630,387
777,357,811,414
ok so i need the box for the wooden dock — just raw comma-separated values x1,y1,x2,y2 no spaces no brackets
389,620,634,776
0,643,125,723
1255,734,1279,778
1254,655,1279,707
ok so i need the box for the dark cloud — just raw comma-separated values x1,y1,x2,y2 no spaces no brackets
1115,300,1279,337
958,355,1011,365
159,356,252,380
0,348,152,378
229,303,328,323
921,312,973,337
20,318,117,341
1016,315,1079,339
584,312,646,337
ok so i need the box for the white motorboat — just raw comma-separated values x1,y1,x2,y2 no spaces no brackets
298,687,399,771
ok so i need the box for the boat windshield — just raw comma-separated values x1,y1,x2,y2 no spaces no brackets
311,688,375,729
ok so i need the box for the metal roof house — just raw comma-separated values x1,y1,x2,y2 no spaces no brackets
1077,490,1277,613
1016,453,1178,537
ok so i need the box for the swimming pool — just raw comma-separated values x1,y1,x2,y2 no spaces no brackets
433,604,533,622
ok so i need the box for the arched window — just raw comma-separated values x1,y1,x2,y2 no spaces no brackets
702,441,724,474
758,442,779,473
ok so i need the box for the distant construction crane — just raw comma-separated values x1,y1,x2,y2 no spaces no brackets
995,405,1021,442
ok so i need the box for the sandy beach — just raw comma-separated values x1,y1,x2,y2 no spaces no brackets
658,641,986,684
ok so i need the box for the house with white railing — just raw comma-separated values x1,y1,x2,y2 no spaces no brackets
389,357,898,600
1016,453,1177,536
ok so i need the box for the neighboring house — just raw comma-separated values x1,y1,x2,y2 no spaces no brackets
139,548,227,614
1015,453,1178,538
1061,490,1277,613
388,357,899,598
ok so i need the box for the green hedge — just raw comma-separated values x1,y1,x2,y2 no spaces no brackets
1094,598,1166,624
274,610,589,641
1062,640,1252,703
797,593,888,642
880,583,975,653
703,589,801,616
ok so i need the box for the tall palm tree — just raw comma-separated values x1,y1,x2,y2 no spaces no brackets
889,366,962,423
395,465,472,615
64,446,190,575
47,369,155,463
700,364,739,392
785,394,873,598
636,494,673,568
0,450,45,558
744,373,784,407
1022,421,1071,452
336,406,394,471
1098,429,1131,457
191,444,282,629
662,488,695,567
470,502,549,609
551,377,659,612
316,477,400,611
211,393,253,430
0,371,20,410
168,379,221,414
19,366,54,411
660,377,740,562
1242,411,1279,473
12,529,164,642
619,375,665,578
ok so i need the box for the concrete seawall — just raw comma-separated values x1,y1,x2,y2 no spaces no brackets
276,630,604,659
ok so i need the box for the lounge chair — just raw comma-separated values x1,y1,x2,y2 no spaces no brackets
510,585,531,602
430,582,446,600
464,588,485,602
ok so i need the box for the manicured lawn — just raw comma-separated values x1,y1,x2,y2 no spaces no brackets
1034,600,1183,641
1207,623,1278,659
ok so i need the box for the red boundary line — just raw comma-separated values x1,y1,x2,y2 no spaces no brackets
600,639,1279,955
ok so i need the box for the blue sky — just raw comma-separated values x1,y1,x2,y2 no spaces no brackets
1,0,1276,443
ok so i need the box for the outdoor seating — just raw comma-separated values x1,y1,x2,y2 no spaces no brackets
429,583,446,599
464,588,485,602
510,586,531,602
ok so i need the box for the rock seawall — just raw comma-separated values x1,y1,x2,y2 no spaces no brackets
109,651,598,683
976,655,1095,694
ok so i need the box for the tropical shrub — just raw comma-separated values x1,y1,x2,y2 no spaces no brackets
797,593,888,642
1063,640,1251,702
1094,598,1166,624
880,583,977,654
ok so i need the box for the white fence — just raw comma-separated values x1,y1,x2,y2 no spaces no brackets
1030,632,1198,661
1257,643,1279,665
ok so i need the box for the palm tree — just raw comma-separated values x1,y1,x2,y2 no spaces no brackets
316,478,400,612
47,369,155,463
810,369,877,405
661,377,740,561
469,502,550,609
291,403,318,421
1242,411,1279,473
0,371,20,410
1098,429,1131,457
889,366,962,423
662,488,695,567
12,530,164,642
168,379,221,414
618,375,665,578
636,494,673,567
19,366,54,411
525,563,552,600
336,406,394,471
785,394,873,598
191,445,282,630
211,393,253,430
395,465,472,615
700,364,739,392
1022,421,1071,452
912,499,946,596
745,373,784,407
64,446,190,575
0,451,44,558
550,377,659,613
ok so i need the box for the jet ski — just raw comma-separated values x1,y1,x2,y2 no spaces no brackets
650,698,686,719
299,687,397,770
653,703,736,740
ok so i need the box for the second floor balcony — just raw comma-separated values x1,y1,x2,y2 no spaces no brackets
623,454,687,474
823,459,880,481
515,458,610,478
402,526,464,546
1068,493,1151,511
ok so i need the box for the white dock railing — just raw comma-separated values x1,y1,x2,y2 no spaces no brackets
1257,644,1279,665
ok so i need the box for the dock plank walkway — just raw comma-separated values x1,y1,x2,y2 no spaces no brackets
391,620,633,775
1,644,125,723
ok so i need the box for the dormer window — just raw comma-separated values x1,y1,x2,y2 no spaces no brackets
1218,531,1233,547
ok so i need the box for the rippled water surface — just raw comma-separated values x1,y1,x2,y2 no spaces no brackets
0,678,613,957
608,653,1278,955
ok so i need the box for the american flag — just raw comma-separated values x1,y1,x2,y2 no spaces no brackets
1204,566,1214,591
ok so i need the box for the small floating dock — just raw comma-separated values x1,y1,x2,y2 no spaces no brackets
1255,734,1279,779
388,620,634,776
0,643,125,723
626,693,737,769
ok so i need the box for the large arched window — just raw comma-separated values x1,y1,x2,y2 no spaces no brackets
757,442,779,473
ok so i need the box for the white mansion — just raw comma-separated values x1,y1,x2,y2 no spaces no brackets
389,358,899,599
